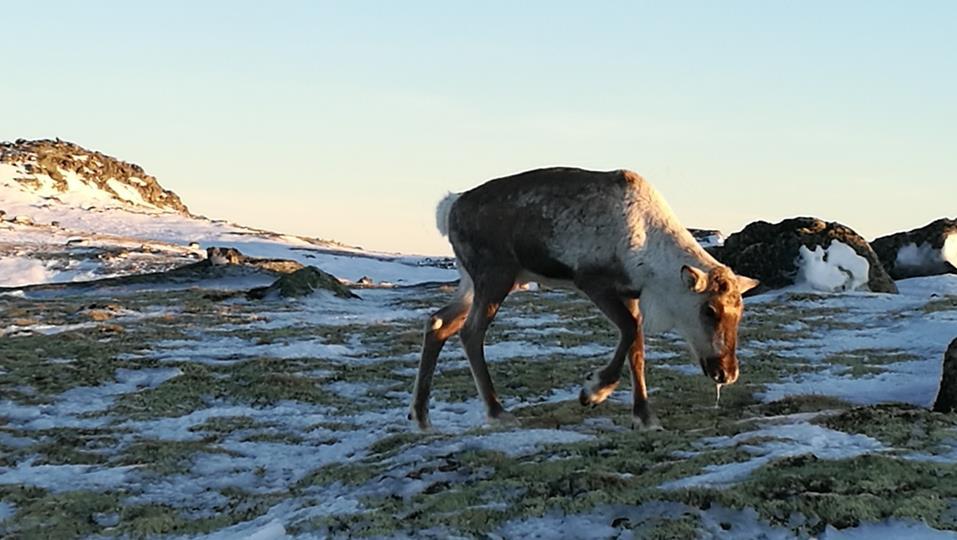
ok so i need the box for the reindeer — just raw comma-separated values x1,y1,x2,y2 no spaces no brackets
409,167,759,430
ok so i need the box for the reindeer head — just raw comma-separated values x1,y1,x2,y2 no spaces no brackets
675,265,758,386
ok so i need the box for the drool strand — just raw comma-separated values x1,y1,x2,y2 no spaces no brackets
714,383,723,409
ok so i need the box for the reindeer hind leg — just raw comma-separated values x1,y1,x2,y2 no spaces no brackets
409,275,473,430
459,266,516,422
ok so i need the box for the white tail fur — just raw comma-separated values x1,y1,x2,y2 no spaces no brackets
435,192,460,237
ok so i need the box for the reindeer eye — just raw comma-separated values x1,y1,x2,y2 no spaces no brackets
703,305,718,320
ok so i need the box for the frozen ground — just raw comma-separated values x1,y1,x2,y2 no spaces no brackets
2,267,956,538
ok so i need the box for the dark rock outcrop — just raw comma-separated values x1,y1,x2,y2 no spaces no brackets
0,138,189,214
713,217,897,294
871,218,957,279
933,338,957,413
247,266,358,300
205,246,303,274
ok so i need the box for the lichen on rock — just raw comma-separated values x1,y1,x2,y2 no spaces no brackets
247,266,358,300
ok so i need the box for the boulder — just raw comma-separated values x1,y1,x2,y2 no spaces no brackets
713,217,897,293
933,338,957,413
206,246,244,266
247,266,358,300
871,218,957,279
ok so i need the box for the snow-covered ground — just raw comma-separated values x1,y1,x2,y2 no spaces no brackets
1,162,455,287
1,265,956,537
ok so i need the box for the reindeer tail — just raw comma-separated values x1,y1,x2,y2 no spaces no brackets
435,192,461,237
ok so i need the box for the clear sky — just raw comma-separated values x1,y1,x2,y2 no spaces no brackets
1,1,954,255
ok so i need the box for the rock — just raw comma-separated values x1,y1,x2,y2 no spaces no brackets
13,215,34,225
50,220,60,228
713,217,897,293
0,138,190,214
871,218,957,279
247,266,358,300
934,338,957,413
357,275,374,286
206,246,244,266
188,241,201,250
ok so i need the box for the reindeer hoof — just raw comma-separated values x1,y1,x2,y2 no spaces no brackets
488,409,518,426
579,379,619,407
408,409,431,431
631,415,663,432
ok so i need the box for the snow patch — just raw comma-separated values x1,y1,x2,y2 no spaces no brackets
0,457,137,492
0,501,14,522
796,240,870,292
822,519,957,539
896,233,957,275
660,423,885,489
0,256,54,287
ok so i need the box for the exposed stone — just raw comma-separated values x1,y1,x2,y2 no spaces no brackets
871,218,957,279
357,275,374,286
713,217,897,294
933,338,957,413
13,215,34,225
247,266,358,300
0,138,189,214
206,247,244,266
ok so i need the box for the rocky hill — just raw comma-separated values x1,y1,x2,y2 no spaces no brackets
0,138,188,214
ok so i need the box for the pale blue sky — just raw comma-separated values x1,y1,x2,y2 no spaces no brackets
2,1,954,254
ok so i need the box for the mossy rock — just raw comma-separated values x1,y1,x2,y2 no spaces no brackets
247,266,358,300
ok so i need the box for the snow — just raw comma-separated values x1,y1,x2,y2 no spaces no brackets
0,256,54,287
0,368,182,430
661,423,885,489
896,233,957,275
0,501,14,522
795,240,870,292
753,280,957,407
822,520,957,539
947,234,957,268
2,161,457,287
106,178,157,209
0,457,138,492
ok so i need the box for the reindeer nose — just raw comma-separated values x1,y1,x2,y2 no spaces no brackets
713,371,728,384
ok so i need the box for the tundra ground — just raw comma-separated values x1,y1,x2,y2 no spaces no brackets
1,277,956,539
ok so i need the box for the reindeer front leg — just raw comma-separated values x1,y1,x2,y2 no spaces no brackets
626,301,661,430
577,284,634,407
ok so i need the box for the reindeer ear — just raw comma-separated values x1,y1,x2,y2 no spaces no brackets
736,275,760,293
681,265,708,293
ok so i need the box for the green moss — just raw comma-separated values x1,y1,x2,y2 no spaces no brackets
1,488,118,538
117,439,240,475
924,296,957,314
640,514,701,540
296,462,390,492
820,404,957,452
757,394,851,417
